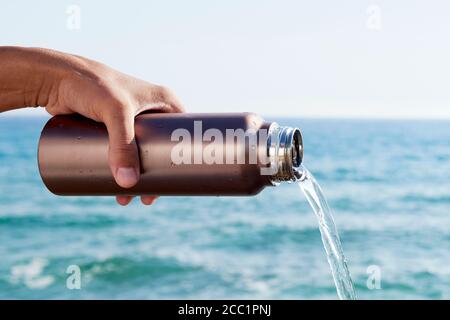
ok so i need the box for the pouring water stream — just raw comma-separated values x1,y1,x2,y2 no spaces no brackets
295,165,357,300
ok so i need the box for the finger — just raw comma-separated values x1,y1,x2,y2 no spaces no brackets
102,106,140,188
116,195,134,206
141,195,158,205
139,85,185,114
158,86,185,113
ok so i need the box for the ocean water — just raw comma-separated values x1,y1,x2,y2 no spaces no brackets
0,116,449,299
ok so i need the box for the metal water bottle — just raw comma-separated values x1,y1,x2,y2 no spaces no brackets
38,113,303,196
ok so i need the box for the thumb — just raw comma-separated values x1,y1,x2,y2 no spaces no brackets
103,108,140,188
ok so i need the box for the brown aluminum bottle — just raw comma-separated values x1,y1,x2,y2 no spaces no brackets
38,113,303,196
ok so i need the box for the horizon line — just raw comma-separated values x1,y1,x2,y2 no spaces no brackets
2,113,450,122
2,107,450,121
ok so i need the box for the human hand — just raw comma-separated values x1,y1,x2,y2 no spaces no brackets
0,47,184,206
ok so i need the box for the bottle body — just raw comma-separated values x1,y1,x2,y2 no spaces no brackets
38,113,302,196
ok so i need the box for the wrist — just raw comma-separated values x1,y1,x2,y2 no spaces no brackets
0,47,85,111
21,48,74,108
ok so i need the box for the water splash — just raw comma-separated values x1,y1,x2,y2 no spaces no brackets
295,165,357,300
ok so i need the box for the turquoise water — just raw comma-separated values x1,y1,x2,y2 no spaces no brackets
0,116,449,299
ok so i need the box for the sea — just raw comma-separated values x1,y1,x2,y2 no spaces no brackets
0,116,449,299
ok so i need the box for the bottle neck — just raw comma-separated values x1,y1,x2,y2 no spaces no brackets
267,124,303,183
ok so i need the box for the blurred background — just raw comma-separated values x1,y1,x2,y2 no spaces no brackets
0,1,449,299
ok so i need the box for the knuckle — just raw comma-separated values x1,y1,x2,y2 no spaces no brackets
45,106,57,116
110,143,137,158
171,102,185,113
155,85,185,113
45,105,73,116
111,101,131,116
104,103,134,125
156,85,173,101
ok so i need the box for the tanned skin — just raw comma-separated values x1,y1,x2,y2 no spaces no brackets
0,46,185,206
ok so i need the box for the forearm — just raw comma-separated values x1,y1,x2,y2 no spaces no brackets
0,46,74,112
0,46,184,205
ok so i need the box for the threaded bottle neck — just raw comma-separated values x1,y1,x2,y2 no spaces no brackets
267,124,303,183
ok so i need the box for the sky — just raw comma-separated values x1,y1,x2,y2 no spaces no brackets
1,0,450,119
